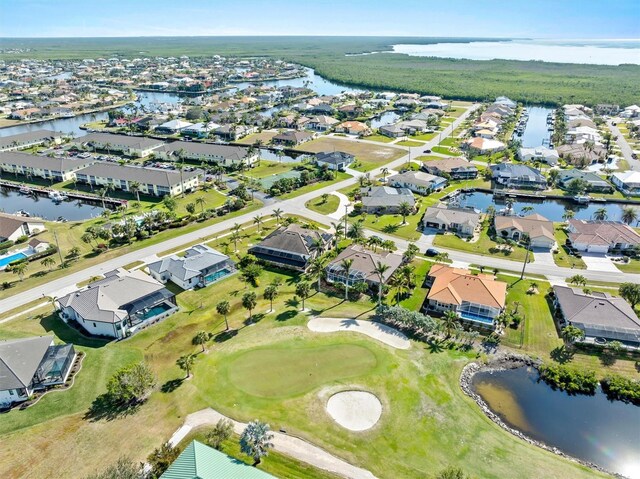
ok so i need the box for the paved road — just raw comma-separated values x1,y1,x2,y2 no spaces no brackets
3,104,637,314
607,119,640,171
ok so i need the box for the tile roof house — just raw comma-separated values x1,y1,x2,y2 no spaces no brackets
272,130,314,146
611,171,640,196
160,440,275,479
0,212,45,242
248,224,333,272
421,157,478,180
425,264,507,327
494,213,555,249
0,336,76,407
315,151,355,171
422,205,481,237
57,269,178,339
148,244,236,290
334,120,371,136
359,186,416,214
464,137,506,153
552,286,640,347
556,169,613,193
325,244,403,288
306,115,339,132
567,219,640,253
387,171,447,195
490,163,547,190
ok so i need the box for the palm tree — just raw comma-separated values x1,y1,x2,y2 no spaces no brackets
192,331,210,353
381,167,389,182
230,231,241,252
441,310,460,339
240,420,274,466
562,209,575,222
339,259,354,300
521,205,534,215
568,274,587,287
561,325,585,349
216,300,231,331
307,256,327,292
347,221,364,242
272,208,283,225
195,197,206,215
373,261,390,306
295,281,311,310
41,256,56,271
621,206,639,225
263,284,278,312
129,181,141,203
398,201,413,225
12,262,28,281
253,214,264,234
593,207,608,221
390,271,409,304
242,291,257,322
176,353,196,378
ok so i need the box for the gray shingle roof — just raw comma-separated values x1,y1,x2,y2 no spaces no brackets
360,186,415,208
148,245,232,282
423,206,481,228
326,244,402,284
76,162,202,187
0,151,95,172
76,132,164,150
0,130,63,149
248,224,332,265
315,151,354,165
0,336,53,390
157,141,250,162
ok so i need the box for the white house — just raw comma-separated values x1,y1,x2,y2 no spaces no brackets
387,171,447,195
74,133,164,158
155,141,259,167
611,171,640,196
518,146,559,165
0,212,45,242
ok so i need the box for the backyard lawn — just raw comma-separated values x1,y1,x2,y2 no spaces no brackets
242,160,296,178
278,171,352,200
235,130,278,145
305,193,341,215
300,136,405,172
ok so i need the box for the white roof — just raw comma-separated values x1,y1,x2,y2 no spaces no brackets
159,119,193,130
613,171,640,183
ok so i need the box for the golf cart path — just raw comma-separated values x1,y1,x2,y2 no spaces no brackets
169,408,377,479
308,317,410,350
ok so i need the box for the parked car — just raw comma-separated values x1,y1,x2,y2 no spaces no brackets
425,248,439,257
424,148,432,153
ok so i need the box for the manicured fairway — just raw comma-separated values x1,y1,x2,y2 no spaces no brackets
226,343,377,398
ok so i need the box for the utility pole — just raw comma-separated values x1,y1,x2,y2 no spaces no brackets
344,203,349,239
520,239,530,280
53,230,64,266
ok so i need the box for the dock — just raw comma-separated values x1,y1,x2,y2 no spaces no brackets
0,179,127,208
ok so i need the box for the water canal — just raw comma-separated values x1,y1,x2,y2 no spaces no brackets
0,187,106,221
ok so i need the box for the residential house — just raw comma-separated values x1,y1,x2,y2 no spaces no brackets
0,151,95,182
155,119,194,134
214,124,254,141
75,162,202,197
611,171,640,196
57,269,178,339
0,212,45,242
28,238,50,253
379,124,405,138
490,163,547,190
73,133,164,158
334,121,371,136
518,146,559,166
325,244,402,290
160,440,276,479
387,171,447,195
359,186,416,214
422,205,481,236
556,170,613,193
494,213,555,249
557,144,606,166
155,141,258,167
552,286,640,348
421,157,478,180
315,151,354,171
620,105,640,119
567,219,640,253
248,224,333,272
306,115,339,132
0,130,64,152
0,336,76,407
148,244,236,290
425,264,507,327
272,130,314,146
181,122,219,138
464,137,506,154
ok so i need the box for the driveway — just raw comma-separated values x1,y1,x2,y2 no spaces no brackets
581,253,620,273
532,247,556,268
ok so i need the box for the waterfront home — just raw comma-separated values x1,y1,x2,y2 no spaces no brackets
464,137,506,154
181,122,220,138
334,120,371,136
73,133,164,158
315,151,355,171
0,151,95,182
611,171,640,196
556,170,614,193
387,170,447,195
556,143,606,166
379,124,405,138
518,146,559,166
248,223,333,272
272,130,314,146
0,130,64,152
306,115,339,132
0,212,46,242
75,162,202,197
421,157,478,180
148,244,235,290
565,125,601,144
359,186,416,214
425,264,507,327
155,119,194,134
494,96,517,109
0,336,76,407
214,124,255,141
57,269,178,339
620,104,640,118
325,244,402,290
567,219,640,253
552,286,640,348
160,440,276,479
422,205,481,237
494,213,555,249
155,141,258,167
490,163,547,190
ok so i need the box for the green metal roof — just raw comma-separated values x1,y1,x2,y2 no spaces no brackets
160,440,277,479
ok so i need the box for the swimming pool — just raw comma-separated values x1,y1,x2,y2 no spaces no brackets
0,252,28,269
459,311,495,326
137,302,174,321
204,268,231,284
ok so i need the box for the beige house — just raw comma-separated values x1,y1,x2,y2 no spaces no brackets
154,141,259,167
494,213,555,249
422,205,481,237
73,133,164,158
0,151,95,182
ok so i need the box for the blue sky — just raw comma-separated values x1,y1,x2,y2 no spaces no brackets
1,0,639,38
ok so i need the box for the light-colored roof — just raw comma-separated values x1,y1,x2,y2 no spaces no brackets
427,264,507,309
327,244,402,284
568,220,640,247
423,206,481,228
465,137,505,151
0,151,95,172
0,336,53,390
494,214,555,241
422,157,477,174
160,440,275,479
158,119,193,130
388,171,446,188
76,162,202,187
612,171,640,184
360,186,416,208
148,245,232,282
0,130,63,149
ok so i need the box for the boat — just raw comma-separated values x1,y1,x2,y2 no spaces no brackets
18,186,32,195
14,210,31,217
573,195,591,204
48,191,68,202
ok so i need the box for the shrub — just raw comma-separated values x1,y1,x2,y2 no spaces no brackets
538,364,597,395
601,375,640,405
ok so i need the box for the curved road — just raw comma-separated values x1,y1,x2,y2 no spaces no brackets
1,105,638,315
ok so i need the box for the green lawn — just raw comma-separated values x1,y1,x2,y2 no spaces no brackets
399,258,433,310
278,171,352,200
553,226,587,269
241,160,296,179
432,146,462,156
395,140,424,147
615,259,640,273
363,134,395,143
411,132,438,141
433,224,534,263
439,137,461,147
305,193,341,215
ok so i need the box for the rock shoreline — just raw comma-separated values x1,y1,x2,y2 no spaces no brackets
460,354,626,479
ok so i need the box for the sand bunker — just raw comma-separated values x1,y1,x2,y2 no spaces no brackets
326,391,382,431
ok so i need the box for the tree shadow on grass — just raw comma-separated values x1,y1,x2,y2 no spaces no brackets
40,313,110,349
84,394,141,422
426,338,445,354
160,378,184,394
285,298,300,309
382,224,399,234
214,329,238,343
243,312,265,326
550,346,574,364
275,309,298,322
